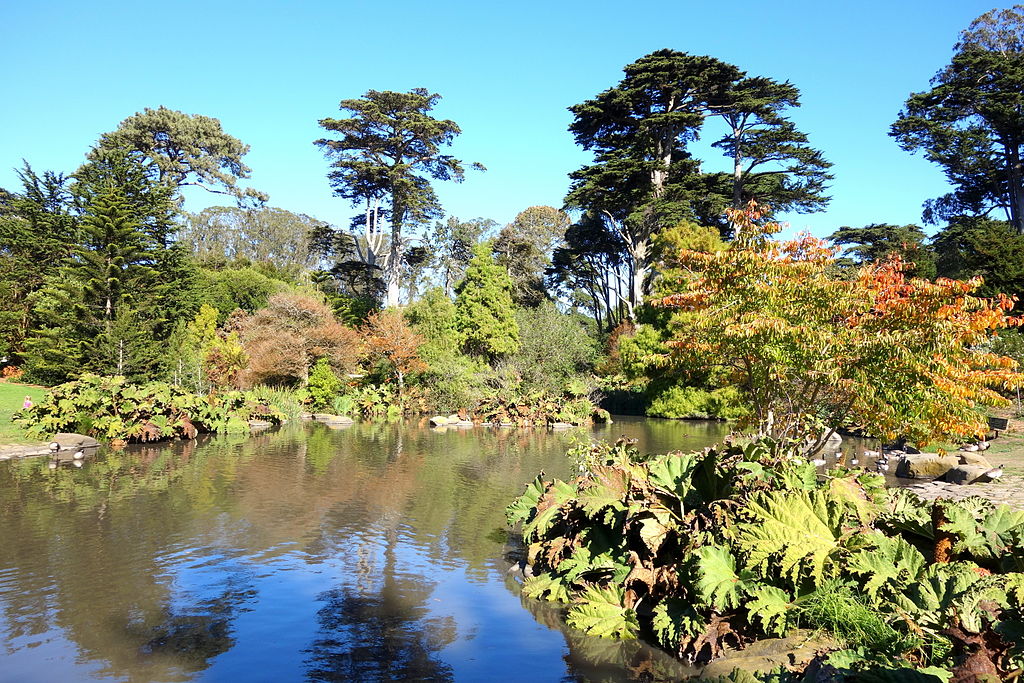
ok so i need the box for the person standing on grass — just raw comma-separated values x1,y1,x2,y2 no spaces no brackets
22,396,32,410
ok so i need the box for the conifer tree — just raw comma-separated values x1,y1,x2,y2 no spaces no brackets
23,186,161,381
454,243,520,358
316,89,482,307
74,188,155,324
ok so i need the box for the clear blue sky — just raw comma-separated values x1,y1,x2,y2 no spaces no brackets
0,0,1004,239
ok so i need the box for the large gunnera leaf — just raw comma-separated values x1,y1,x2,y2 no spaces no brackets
693,545,756,611
735,489,846,586
848,533,927,601
565,584,639,640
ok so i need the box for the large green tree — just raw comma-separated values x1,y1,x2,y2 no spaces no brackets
710,77,832,237
454,243,520,358
566,49,737,320
932,216,1024,299
548,214,630,332
892,6,1024,232
94,106,266,207
23,187,162,381
566,50,829,320
493,206,569,307
428,216,496,297
0,166,77,360
316,89,481,307
15,152,200,382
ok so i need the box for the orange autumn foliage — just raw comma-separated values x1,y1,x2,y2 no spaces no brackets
360,309,425,391
654,201,1024,448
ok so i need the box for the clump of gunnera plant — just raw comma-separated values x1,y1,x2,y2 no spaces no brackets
507,438,1024,681
17,373,285,442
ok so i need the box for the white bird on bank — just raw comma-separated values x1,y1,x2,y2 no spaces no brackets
72,450,84,461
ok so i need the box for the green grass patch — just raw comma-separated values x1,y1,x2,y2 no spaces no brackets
0,382,49,444
798,581,919,655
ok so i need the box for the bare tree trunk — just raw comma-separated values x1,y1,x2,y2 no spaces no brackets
730,126,745,240
383,194,406,307
628,242,647,322
1007,143,1024,234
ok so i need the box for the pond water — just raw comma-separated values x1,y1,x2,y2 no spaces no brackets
0,418,866,682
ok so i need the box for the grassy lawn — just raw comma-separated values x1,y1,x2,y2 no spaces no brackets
0,381,48,445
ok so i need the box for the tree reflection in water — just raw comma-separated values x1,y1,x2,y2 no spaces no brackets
305,527,456,682
512,578,696,682
132,578,256,672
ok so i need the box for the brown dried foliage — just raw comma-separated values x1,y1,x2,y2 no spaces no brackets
236,293,364,386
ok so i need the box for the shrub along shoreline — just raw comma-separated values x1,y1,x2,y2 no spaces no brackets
507,437,1024,681
15,372,611,445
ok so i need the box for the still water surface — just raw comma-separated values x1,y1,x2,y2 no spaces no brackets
0,418,744,682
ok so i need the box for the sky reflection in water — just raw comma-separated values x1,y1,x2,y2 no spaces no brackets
0,417,729,682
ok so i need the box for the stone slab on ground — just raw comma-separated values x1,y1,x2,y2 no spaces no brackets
52,433,100,450
699,631,837,678
899,475,1024,509
0,443,52,460
940,464,995,485
959,452,994,468
312,413,354,425
895,453,961,479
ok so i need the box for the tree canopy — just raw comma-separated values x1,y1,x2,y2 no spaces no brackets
654,203,1024,449
180,205,321,271
493,206,568,307
711,76,832,237
892,5,1024,232
315,89,481,307
94,106,266,207
564,49,829,324
828,223,936,278
454,243,520,358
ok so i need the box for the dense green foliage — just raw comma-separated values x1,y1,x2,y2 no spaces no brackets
307,358,343,411
20,154,194,384
645,384,747,420
180,206,320,271
17,374,283,442
454,243,521,359
493,206,568,307
501,302,598,395
507,438,1024,679
828,223,936,279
